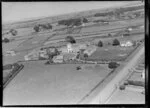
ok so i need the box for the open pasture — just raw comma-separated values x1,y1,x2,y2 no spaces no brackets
87,46,135,61
3,62,111,105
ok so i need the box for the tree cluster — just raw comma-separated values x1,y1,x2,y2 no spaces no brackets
58,18,82,27
9,29,18,36
2,38,10,43
33,23,52,32
47,48,60,62
94,12,113,17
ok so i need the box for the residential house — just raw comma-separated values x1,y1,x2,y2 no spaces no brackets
63,53,77,61
120,40,133,47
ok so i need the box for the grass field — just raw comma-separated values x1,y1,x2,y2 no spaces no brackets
3,62,111,105
87,46,135,61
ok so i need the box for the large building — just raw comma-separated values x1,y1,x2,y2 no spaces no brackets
67,43,87,53
120,40,133,47
58,43,87,53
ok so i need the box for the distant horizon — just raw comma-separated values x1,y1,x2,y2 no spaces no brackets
2,1,142,24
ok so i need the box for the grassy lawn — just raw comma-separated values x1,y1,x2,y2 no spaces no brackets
3,62,111,105
87,46,135,61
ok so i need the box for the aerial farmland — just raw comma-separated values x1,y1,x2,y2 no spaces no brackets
2,1,145,105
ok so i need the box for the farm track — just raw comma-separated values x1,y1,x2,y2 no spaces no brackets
9,17,144,41
13,30,144,53
43,31,144,46
8,17,144,52
11,20,143,43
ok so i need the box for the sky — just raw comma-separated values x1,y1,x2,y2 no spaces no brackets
2,1,141,24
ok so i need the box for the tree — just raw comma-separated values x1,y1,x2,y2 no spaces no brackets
76,66,81,70
10,29,17,36
65,36,76,44
108,33,112,37
112,39,120,46
76,53,80,59
108,62,119,69
33,25,40,32
97,40,103,47
53,48,60,56
83,53,88,61
46,48,59,62
82,18,88,23
42,23,52,30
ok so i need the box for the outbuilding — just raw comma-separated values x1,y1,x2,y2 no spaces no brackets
120,41,133,47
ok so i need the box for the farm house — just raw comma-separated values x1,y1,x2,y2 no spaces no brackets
120,40,133,47
66,43,87,53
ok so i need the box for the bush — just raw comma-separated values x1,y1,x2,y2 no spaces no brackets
97,40,103,47
108,62,118,69
45,61,50,65
119,85,125,90
83,53,88,59
76,66,81,70
3,64,13,70
3,38,10,43
112,39,120,46
82,18,88,23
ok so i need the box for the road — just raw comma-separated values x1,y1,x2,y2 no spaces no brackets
78,44,144,104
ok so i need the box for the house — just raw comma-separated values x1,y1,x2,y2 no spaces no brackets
58,46,68,53
84,45,97,56
120,41,133,47
53,54,63,63
63,53,77,61
67,43,87,53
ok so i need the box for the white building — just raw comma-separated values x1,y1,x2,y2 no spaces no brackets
127,27,133,31
67,43,73,53
120,41,133,47
67,43,87,53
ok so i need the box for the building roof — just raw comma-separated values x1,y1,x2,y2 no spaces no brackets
63,53,77,60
